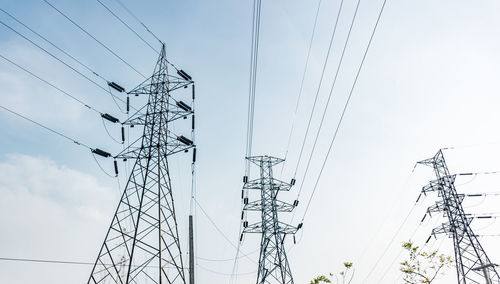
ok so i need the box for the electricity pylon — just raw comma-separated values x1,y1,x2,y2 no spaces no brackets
88,44,195,283
419,149,500,284
241,156,299,284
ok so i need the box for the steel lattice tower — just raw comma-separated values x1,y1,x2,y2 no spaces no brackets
419,150,500,284
89,44,195,284
242,156,299,284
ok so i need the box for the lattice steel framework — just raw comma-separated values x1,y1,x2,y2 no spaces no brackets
89,44,195,284
419,150,500,284
242,156,298,284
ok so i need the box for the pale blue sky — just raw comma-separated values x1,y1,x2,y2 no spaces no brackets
1,0,500,283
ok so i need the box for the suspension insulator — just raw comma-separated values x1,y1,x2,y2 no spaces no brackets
101,113,119,123
426,235,432,244
243,221,248,228
290,178,296,185
243,176,248,183
177,69,192,81
297,223,303,230
177,136,193,145
114,160,118,176
108,81,125,92
92,148,111,158
244,197,248,205
293,200,299,207
176,101,192,111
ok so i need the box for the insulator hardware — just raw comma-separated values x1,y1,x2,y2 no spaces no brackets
92,148,111,158
177,136,193,145
126,96,130,112
192,115,195,130
241,211,244,220
293,200,299,207
121,127,125,143
192,84,195,100
176,101,192,111
177,69,192,81
192,148,197,162
241,190,244,199
243,176,248,183
290,178,296,185
114,160,118,176
243,221,248,228
101,113,119,123
421,214,427,223
297,223,303,230
293,235,296,244
240,233,244,242
244,197,248,205
108,81,125,92
426,235,432,244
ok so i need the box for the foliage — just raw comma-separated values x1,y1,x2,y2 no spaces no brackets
310,262,354,284
400,241,454,284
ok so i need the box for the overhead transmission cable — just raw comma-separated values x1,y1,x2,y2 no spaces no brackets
0,8,109,84
113,0,163,45
95,0,158,54
280,0,323,175
0,105,92,150
299,0,389,225
41,0,147,79
0,19,127,106
0,54,102,115
290,0,345,180
233,1,262,283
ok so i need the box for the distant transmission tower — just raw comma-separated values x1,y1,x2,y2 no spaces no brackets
419,149,500,284
88,44,195,283
241,156,299,284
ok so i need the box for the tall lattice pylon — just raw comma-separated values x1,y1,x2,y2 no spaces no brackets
89,44,195,284
242,156,299,284
419,149,500,284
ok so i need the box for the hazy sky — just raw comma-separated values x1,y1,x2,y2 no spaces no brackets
1,0,500,283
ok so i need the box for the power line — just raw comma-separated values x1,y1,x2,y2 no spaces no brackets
290,0,345,179
299,0,389,224
113,0,163,45
0,53,102,115
0,19,126,106
95,0,158,54
0,8,110,84
281,0,323,175
0,105,92,150
41,0,147,79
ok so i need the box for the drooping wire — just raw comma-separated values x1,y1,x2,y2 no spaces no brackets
293,0,358,206
41,0,147,79
0,53,102,115
280,0,323,175
193,198,257,265
0,105,92,150
0,20,112,94
290,0,345,180
113,0,163,46
0,8,109,84
233,1,262,282
95,0,158,54
299,0,389,225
